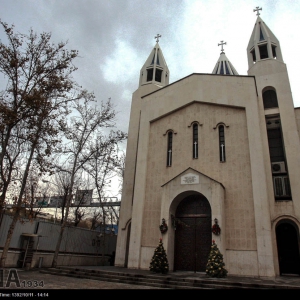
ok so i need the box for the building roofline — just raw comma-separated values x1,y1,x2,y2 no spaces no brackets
141,73,256,98
149,100,246,123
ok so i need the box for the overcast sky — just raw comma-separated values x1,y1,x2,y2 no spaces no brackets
1,0,300,143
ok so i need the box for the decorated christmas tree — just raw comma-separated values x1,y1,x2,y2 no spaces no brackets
206,240,228,278
149,238,169,274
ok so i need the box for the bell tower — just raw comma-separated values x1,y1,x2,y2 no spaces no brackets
115,35,169,268
247,7,283,68
245,6,300,278
139,34,169,87
247,7,300,216
247,7,298,202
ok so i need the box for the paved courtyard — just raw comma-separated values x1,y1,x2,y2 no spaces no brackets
1,268,160,290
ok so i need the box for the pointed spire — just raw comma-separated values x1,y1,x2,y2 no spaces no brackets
212,41,238,75
247,7,283,68
139,35,169,87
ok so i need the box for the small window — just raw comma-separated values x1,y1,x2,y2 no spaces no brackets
167,131,173,167
219,125,226,162
272,45,277,59
273,176,291,197
225,62,230,74
251,49,256,63
151,54,155,65
156,53,160,65
147,68,153,81
259,26,265,41
259,44,269,59
193,124,198,159
263,90,278,109
155,69,162,82
267,126,284,162
220,62,224,75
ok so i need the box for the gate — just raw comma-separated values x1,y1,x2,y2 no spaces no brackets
174,194,211,272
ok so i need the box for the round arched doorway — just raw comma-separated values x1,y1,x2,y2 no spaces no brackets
174,194,211,272
276,220,300,275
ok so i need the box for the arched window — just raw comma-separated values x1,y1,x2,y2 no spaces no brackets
193,123,198,158
219,125,226,162
167,131,173,167
263,89,278,109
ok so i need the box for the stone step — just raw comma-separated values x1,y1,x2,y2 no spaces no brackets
59,267,281,289
39,267,283,289
39,268,212,289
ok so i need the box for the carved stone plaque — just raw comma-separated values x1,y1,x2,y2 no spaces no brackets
181,173,199,185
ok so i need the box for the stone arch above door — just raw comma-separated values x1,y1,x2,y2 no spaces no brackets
160,168,225,271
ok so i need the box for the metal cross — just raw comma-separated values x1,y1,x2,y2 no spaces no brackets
253,6,262,16
218,41,226,53
154,34,161,43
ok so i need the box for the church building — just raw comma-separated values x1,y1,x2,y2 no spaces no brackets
115,8,300,277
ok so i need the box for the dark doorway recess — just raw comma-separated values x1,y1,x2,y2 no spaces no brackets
174,194,211,272
276,221,300,275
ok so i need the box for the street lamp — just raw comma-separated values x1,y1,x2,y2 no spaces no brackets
42,180,60,224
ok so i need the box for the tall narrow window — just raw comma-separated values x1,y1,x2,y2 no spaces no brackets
259,26,265,41
151,54,155,65
259,44,269,59
156,53,160,65
167,131,173,166
219,125,226,162
272,45,277,58
155,69,162,82
266,116,291,200
147,68,153,81
193,123,198,158
251,49,256,63
225,62,230,75
220,62,224,75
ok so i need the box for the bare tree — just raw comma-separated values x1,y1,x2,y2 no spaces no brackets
72,189,88,227
84,132,126,210
82,130,126,264
0,20,78,267
51,92,120,267
89,209,103,230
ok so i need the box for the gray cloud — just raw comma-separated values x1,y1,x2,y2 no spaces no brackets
1,0,300,142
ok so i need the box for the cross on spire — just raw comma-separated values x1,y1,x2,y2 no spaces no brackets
218,40,226,53
253,6,262,16
154,34,161,43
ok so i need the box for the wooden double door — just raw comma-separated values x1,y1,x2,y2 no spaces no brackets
174,194,212,272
